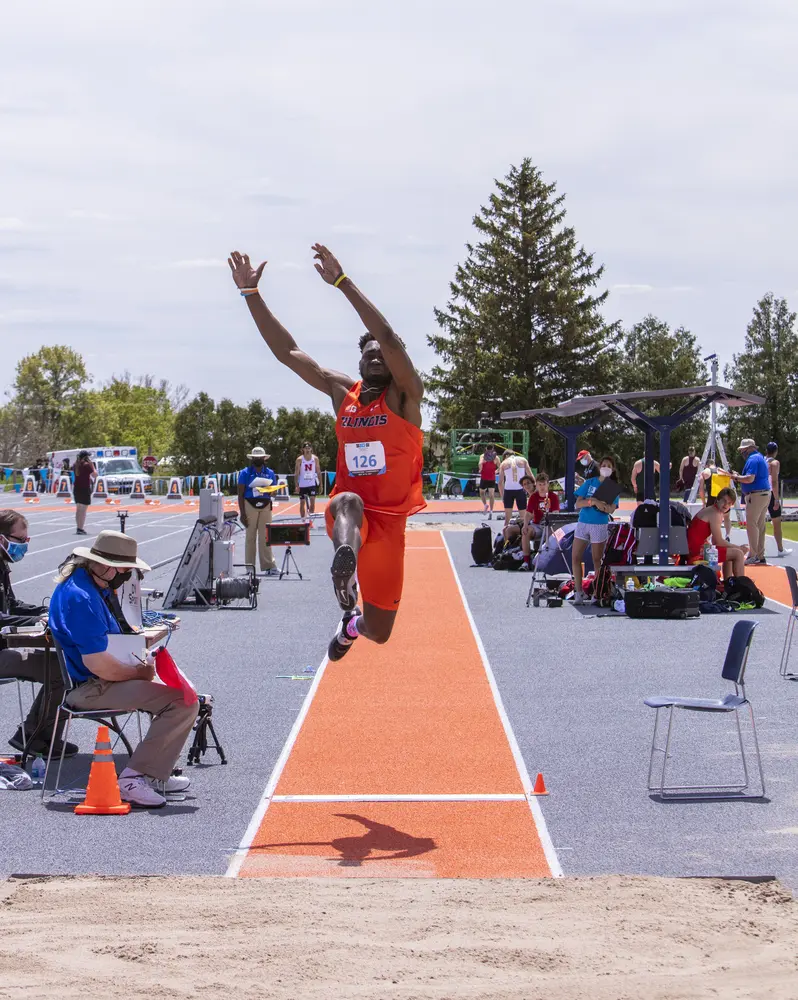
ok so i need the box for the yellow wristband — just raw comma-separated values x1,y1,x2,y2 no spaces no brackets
333,273,348,288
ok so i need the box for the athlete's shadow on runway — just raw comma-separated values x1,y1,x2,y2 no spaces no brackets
254,813,437,867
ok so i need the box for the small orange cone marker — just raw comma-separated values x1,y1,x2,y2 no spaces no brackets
530,772,548,795
74,725,131,815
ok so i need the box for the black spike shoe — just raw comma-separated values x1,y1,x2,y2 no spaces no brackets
331,544,358,611
328,608,361,662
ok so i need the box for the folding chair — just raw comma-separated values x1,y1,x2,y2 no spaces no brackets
644,619,765,799
778,565,798,679
527,511,579,607
42,639,143,801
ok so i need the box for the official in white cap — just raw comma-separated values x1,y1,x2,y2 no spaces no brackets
730,438,772,565
238,446,278,575
47,531,199,808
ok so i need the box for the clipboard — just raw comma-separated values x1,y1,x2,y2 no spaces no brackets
592,478,621,506
106,633,149,666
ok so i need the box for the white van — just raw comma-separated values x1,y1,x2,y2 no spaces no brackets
47,446,152,495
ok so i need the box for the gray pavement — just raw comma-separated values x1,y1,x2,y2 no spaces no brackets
2,496,797,888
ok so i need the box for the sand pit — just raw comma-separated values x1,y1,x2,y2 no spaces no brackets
1,876,796,999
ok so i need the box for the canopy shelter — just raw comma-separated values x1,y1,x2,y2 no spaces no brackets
502,385,764,565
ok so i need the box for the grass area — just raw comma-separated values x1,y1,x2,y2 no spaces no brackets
767,521,798,542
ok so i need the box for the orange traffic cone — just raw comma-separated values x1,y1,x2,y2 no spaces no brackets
530,772,548,795
74,725,131,815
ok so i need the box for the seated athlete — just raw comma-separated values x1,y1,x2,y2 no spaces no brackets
686,487,747,578
228,244,425,661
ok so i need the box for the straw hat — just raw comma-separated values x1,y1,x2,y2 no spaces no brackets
247,446,271,460
737,437,757,452
73,530,151,571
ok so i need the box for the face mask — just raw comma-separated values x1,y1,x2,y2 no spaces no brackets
253,460,264,468
108,569,133,591
1,537,28,562
599,466,612,478
580,458,589,467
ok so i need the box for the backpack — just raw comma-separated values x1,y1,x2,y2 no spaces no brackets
724,575,765,609
689,564,720,603
594,523,637,605
471,524,494,566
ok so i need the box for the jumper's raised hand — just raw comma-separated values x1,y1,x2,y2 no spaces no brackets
228,251,267,289
312,243,344,285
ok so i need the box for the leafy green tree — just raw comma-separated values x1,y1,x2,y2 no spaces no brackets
584,315,708,488
171,392,217,475
62,376,175,456
426,159,620,471
13,345,90,444
725,293,798,474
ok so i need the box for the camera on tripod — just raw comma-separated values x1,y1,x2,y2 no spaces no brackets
187,694,227,766
265,520,311,580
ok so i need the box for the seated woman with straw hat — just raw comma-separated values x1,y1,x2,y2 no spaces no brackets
47,530,199,808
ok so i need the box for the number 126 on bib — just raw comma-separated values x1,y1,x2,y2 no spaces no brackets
345,441,386,476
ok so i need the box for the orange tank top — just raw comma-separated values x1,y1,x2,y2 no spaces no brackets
331,382,426,517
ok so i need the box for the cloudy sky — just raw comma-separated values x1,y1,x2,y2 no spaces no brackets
2,0,796,421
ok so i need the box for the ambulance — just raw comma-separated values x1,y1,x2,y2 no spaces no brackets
47,446,152,495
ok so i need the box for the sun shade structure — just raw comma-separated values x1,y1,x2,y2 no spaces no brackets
501,385,764,564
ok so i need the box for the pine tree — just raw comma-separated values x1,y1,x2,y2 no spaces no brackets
426,160,620,468
724,293,798,473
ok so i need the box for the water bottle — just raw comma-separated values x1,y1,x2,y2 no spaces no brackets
30,754,45,787
707,543,719,577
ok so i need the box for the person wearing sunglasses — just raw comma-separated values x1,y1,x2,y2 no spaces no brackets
0,509,76,758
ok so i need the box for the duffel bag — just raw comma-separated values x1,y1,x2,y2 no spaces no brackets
625,589,700,620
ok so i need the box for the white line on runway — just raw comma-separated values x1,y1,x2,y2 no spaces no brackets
225,653,331,878
271,793,527,802
14,526,192,585
441,532,564,878
23,514,193,558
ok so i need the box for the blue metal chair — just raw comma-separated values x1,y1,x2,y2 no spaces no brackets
42,639,143,801
778,565,798,679
645,620,765,799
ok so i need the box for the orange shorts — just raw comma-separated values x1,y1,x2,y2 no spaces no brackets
325,507,407,611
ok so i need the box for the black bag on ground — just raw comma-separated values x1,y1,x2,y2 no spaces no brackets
471,524,494,566
689,564,719,603
724,575,765,608
625,589,700,620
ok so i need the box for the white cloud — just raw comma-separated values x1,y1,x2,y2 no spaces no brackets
0,217,26,231
67,208,126,223
164,259,225,270
331,224,377,236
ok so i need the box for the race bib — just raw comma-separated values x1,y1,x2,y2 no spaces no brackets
345,441,386,476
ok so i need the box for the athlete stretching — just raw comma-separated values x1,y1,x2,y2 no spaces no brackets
228,244,425,661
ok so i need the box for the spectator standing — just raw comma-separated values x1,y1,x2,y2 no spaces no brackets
678,445,700,501
631,458,661,503
730,438,772,565
497,451,533,524
73,450,96,536
765,442,792,558
575,449,599,486
572,456,619,605
48,531,198,807
295,441,321,521
238,446,278,575
520,473,560,570
478,445,499,520
0,510,75,758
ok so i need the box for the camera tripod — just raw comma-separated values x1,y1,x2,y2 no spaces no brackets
279,544,303,580
186,694,227,766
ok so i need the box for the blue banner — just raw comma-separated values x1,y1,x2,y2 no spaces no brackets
327,471,336,487
460,478,468,493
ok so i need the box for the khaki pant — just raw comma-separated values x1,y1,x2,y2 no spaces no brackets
244,503,276,571
0,647,66,739
66,678,199,781
744,490,771,562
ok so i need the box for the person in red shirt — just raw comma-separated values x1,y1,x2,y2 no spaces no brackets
520,473,560,570
229,243,425,662
478,446,499,519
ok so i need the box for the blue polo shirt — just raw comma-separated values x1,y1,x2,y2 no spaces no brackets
741,451,771,494
238,464,277,498
48,567,121,684
576,477,612,524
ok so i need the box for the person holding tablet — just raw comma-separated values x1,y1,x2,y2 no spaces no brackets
572,456,619,606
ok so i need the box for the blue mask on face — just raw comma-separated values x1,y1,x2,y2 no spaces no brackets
3,539,28,562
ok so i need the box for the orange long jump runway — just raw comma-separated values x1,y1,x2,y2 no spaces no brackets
230,531,559,879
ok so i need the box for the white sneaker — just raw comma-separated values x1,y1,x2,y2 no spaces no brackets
573,592,585,605
777,548,793,558
146,774,191,793
488,512,493,520
118,773,166,808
